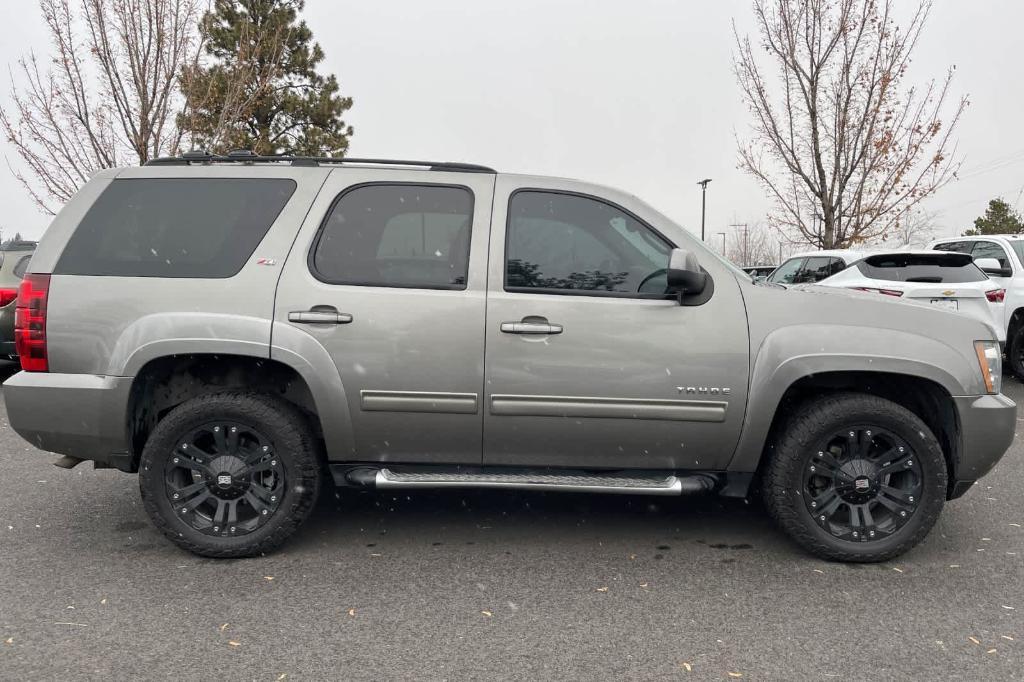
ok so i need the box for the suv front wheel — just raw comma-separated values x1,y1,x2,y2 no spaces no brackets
763,393,947,562
139,392,321,558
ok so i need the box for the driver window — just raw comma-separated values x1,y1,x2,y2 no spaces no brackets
505,190,671,295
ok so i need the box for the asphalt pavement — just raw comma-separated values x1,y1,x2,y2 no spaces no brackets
0,365,1021,680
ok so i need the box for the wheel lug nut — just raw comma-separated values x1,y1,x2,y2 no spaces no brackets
908,496,914,502
213,526,219,532
869,531,875,537
271,496,277,502
261,509,268,515
906,460,913,467
173,457,179,463
811,501,817,507
853,532,858,537
810,466,816,472
271,460,277,466
231,427,237,433
819,515,825,522
230,527,236,533
214,427,220,432
262,446,269,452
172,493,179,499
900,511,907,517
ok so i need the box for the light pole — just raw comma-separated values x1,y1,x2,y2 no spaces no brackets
697,179,712,240
717,231,727,255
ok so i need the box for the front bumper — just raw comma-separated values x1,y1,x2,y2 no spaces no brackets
950,392,1017,498
3,371,133,469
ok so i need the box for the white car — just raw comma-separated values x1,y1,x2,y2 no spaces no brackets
766,249,869,285
817,250,1005,342
928,234,1024,375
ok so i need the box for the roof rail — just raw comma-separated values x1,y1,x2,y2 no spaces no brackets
145,151,496,174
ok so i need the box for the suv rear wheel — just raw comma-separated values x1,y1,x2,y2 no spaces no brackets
763,393,947,562
139,392,321,558
1008,325,1024,379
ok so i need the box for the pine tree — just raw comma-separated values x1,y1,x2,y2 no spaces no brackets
179,0,353,156
963,198,1024,236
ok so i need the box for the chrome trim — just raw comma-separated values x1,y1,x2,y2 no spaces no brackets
374,468,684,496
360,390,479,414
489,394,727,422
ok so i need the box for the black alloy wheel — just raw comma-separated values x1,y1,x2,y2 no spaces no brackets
802,426,922,543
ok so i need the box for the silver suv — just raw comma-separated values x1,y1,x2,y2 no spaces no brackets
3,153,1016,562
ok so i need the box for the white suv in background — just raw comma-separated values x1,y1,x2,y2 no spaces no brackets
929,235,1024,375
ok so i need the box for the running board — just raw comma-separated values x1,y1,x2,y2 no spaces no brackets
338,467,715,496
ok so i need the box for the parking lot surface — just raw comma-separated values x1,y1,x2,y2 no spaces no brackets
1,366,1021,680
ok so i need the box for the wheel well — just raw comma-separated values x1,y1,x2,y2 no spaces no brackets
126,354,323,469
762,371,961,496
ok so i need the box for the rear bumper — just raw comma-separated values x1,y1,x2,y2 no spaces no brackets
950,393,1017,498
3,371,132,469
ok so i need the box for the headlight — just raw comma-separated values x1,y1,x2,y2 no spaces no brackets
974,340,1001,394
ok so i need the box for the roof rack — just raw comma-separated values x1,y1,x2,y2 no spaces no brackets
145,150,496,174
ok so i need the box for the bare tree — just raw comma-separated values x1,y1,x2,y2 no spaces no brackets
1,0,203,214
883,207,936,246
726,222,778,265
734,0,967,249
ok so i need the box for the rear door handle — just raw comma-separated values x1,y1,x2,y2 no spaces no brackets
288,310,353,324
500,320,563,335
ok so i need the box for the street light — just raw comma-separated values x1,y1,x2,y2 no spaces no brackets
697,178,712,240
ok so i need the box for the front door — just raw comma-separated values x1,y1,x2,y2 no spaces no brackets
482,177,749,470
275,169,495,464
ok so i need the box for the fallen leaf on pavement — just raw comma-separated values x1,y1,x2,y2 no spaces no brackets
640,583,649,588
481,611,492,617
987,648,997,654
228,641,241,647
263,576,274,581
1002,635,1014,641
679,662,691,672
596,587,609,592
220,623,229,632
892,567,904,573
728,673,743,678
1001,605,1016,610
968,636,981,645
347,608,356,617
4,638,12,645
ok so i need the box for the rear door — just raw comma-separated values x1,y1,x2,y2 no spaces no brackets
274,169,495,464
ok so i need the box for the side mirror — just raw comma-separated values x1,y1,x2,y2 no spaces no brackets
667,248,706,297
975,257,1012,277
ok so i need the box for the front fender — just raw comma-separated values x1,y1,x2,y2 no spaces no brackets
727,324,979,472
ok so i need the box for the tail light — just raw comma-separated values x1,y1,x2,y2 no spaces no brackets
852,286,903,297
0,288,17,307
986,288,1005,303
15,274,50,372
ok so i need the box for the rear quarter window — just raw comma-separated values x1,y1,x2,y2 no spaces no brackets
54,178,296,278
856,254,987,283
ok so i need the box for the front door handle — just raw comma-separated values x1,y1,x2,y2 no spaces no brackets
288,310,353,324
500,318,563,335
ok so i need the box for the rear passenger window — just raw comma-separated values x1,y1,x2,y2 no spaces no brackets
55,178,296,278
311,184,473,290
971,241,1011,270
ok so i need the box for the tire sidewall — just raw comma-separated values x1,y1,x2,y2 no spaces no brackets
139,393,319,556
776,396,947,560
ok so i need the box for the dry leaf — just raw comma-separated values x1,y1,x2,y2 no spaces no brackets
1001,605,1016,610
1001,635,1014,641
640,583,649,588
949,565,960,568
228,641,241,647
728,673,743,678
596,587,609,592
629,554,636,560
100,599,107,605
4,638,12,645
264,576,274,581
986,648,997,654
347,608,356,617
481,610,493,617
277,676,287,681
680,662,692,672
892,567,904,573
1010,523,1021,528
968,636,981,645
219,623,229,632
812,569,824,574
370,553,382,557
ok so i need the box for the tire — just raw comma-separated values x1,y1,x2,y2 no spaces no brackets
762,393,947,562
1008,325,1024,380
139,392,321,558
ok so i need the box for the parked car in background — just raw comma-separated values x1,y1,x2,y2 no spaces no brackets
2,154,1014,563
929,235,1024,375
766,249,867,285
816,251,1004,342
0,240,37,360
742,264,776,281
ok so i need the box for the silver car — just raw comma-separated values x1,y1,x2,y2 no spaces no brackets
3,153,1015,562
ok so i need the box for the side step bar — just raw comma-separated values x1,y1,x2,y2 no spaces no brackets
338,466,715,496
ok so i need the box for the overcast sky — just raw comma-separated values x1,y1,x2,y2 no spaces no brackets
2,0,1023,253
